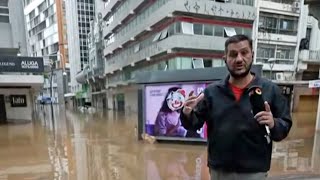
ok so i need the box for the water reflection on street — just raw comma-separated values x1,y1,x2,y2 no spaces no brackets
0,105,319,180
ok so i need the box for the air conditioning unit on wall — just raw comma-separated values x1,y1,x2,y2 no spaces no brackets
292,1,300,12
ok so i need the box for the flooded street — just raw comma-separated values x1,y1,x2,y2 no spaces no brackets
0,105,319,180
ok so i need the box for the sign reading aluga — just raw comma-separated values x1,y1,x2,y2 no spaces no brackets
0,56,44,73
309,80,320,88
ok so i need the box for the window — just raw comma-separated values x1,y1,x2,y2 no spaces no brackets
279,18,297,34
0,15,9,23
243,28,252,37
181,22,193,35
0,8,9,14
276,46,295,59
0,0,8,7
193,24,203,35
214,26,224,36
159,29,168,40
212,59,225,67
257,45,275,59
259,12,298,35
175,22,181,33
224,27,237,37
306,28,312,41
204,24,213,36
203,59,213,67
168,24,175,36
257,44,295,64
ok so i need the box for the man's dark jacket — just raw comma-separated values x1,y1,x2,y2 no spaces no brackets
180,74,292,173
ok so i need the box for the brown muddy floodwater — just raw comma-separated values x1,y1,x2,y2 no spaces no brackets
0,105,319,180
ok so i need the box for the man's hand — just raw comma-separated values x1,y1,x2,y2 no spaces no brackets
254,101,275,129
182,91,205,116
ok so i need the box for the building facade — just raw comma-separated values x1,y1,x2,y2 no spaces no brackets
0,0,28,56
94,0,256,112
255,0,306,80
0,0,44,122
23,0,69,103
65,0,95,107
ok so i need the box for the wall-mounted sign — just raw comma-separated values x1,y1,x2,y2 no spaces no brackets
0,56,44,73
10,95,27,107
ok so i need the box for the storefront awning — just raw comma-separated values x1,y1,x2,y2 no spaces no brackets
0,75,44,90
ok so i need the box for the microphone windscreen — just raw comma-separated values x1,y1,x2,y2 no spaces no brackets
248,87,265,115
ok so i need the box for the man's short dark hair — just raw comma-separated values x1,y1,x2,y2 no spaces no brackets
224,34,253,54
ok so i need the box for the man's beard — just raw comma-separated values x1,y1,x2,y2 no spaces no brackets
227,62,252,79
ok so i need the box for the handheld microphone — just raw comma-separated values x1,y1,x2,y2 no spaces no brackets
248,86,271,143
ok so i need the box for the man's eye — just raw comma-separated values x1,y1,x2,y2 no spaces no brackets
241,51,248,55
230,53,237,57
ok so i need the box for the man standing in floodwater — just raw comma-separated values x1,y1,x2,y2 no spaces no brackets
181,34,292,180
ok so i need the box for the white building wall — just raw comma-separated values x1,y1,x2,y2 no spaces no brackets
308,16,320,50
256,0,308,80
0,89,32,121
65,0,81,93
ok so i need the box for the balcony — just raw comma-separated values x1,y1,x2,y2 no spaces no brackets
105,34,227,74
299,50,320,64
102,0,122,21
305,0,320,28
103,0,255,56
103,0,145,39
257,31,298,43
260,0,301,15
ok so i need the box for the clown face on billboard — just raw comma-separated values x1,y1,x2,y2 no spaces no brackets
166,89,186,111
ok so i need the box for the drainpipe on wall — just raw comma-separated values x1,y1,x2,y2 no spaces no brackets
252,0,260,66
292,0,305,81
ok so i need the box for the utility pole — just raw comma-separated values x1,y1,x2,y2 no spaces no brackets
50,59,55,123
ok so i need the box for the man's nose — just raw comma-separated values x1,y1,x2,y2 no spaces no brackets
235,53,243,62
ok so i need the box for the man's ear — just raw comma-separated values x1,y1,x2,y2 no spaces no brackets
222,55,226,61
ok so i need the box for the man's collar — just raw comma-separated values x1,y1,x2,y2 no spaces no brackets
217,72,262,89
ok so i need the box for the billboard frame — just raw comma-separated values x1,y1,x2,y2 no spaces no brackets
136,65,263,142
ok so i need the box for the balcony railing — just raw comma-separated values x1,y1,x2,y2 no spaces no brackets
103,0,255,56
105,34,227,74
309,50,320,62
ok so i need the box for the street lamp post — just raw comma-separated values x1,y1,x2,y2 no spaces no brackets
50,60,55,121
268,58,276,80
45,53,64,121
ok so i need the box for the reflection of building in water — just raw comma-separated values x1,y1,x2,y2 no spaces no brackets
270,132,320,176
144,146,210,180
0,123,53,178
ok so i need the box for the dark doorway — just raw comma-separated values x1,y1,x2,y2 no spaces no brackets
0,95,7,123
116,94,125,111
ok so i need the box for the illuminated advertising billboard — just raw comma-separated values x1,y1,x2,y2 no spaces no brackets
144,82,211,140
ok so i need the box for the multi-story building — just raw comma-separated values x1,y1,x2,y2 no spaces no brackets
0,0,28,56
255,0,305,80
23,0,69,103
65,0,95,107
96,0,256,112
0,0,44,122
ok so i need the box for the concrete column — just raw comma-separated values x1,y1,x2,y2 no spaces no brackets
55,69,66,110
316,90,320,130
311,131,320,170
316,69,320,131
